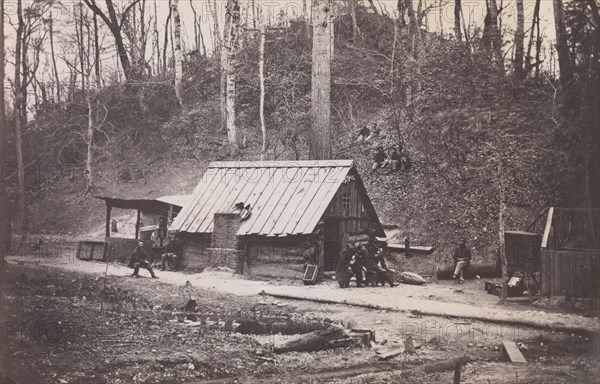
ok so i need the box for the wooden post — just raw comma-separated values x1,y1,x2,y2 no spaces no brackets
105,204,112,238
135,209,141,239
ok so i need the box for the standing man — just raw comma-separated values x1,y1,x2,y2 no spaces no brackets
161,233,183,271
129,241,158,278
452,238,472,284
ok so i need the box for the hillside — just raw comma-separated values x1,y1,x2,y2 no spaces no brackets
13,8,593,263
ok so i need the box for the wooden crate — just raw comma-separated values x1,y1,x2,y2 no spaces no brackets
76,241,108,261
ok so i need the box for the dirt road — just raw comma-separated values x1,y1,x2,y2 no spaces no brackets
2,254,599,383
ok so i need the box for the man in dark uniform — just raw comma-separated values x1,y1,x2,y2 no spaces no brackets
336,244,354,288
129,241,158,278
161,233,183,271
452,238,472,284
371,248,397,287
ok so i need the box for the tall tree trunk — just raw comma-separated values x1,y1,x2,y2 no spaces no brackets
163,6,172,73
497,156,508,305
212,0,220,56
1,0,11,245
553,0,573,88
14,0,27,232
49,14,61,102
78,2,86,93
153,0,160,75
514,0,524,81
397,0,406,27
483,0,503,71
189,0,199,50
350,0,358,43
524,0,540,77
94,13,102,87
406,0,419,57
171,0,183,107
221,0,234,134
225,0,240,148
259,19,267,160
454,0,462,40
310,0,332,160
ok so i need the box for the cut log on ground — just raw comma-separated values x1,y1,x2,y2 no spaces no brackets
402,355,471,377
274,327,360,353
435,263,501,279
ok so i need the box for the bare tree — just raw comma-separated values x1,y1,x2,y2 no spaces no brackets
221,0,234,134
310,0,332,160
48,12,61,101
258,8,267,160
524,0,541,77
454,0,461,40
225,0,241,148
553,0,573,88
1,0,11,245
163,4,172,73
482,0,503,71
13,0,27,232
406,0,419,56
82,0,141,81
514,0,524,80
171,0,183,107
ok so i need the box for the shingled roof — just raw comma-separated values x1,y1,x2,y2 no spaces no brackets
170,160,381,236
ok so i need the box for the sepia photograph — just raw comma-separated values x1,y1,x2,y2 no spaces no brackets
0,0,598,383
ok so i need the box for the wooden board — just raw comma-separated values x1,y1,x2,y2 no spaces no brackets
502,341,527,364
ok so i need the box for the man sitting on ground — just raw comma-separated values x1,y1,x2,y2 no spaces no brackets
161,233,183,271
129,241,158,278
372,147,388,171
452,238,471,284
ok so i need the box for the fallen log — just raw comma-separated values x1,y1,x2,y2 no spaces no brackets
273,327,359,353
435,263,501,279
402,355,471,377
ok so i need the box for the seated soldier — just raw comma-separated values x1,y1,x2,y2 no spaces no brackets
452,238,472,284
129,241,158,278
372,147,388,171
161,233,183,271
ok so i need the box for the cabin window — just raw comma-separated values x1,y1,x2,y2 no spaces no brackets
341,192,351,211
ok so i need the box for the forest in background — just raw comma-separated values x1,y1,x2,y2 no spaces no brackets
1,0,598,266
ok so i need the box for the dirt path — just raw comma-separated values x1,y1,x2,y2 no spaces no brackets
3,261,599,384
7,253,599,335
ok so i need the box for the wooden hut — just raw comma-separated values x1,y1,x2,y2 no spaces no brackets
541,207,600,298
169,161,385,279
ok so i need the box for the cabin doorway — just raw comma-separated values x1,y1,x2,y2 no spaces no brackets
324,219,341,271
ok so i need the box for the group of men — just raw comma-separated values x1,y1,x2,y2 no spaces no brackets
127,232,183,278
336,241,397,288
372,146,410,172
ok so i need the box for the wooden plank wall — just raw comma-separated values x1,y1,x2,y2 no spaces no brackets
325,179,371,236
541,249,600,298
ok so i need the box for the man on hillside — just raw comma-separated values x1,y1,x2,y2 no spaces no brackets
452,238,472,284
372,147,388,171
161,233,183,271
129,241,158,278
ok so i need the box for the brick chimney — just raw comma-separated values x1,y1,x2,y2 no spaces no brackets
212,213,241,250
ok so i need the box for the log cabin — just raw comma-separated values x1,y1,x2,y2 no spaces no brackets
169,160,385,280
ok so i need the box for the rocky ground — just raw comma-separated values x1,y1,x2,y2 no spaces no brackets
2,262,599,384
